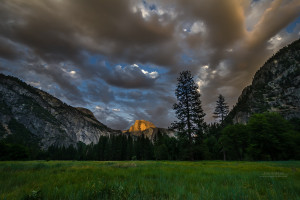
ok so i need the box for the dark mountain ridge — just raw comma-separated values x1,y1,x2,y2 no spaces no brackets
227,39,300,123
1,39,299,151
0,74,120,149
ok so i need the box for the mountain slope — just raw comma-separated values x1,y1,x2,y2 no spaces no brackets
228,39,300,123
123,120,175,140
0,74,120,149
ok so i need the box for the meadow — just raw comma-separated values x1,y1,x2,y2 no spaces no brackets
0,161,299,200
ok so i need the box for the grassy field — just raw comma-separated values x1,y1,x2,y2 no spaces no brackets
0,161,299,200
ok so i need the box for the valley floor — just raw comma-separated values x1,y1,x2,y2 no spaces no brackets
0,161,299,200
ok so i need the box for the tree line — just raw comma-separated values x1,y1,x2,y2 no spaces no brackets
0,70,299,161
1,112,298,161
165,70,299,160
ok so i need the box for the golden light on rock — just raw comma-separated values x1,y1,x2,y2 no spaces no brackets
128,120,156,132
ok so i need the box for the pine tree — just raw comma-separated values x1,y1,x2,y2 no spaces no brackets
213,94,229,123
171,70,206,148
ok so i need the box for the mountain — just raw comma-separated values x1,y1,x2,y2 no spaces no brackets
123,120,175,140
0,74,120,149
228,39,300,124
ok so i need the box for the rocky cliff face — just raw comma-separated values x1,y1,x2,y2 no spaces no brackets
229,39,300,124
128,120,156,132
124,120,175,140
0,74,120,149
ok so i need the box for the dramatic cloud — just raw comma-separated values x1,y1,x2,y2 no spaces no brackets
0,0,299,130
103,64,159,89
93,106,132,130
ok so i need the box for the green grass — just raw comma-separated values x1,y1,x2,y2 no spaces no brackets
0,161,299,200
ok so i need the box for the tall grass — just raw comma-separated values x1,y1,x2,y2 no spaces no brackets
0,161,299,199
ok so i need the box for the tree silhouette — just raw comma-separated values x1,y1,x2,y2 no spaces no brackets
213,94,229,123
171,70,205,159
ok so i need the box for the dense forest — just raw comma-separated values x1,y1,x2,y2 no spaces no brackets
0,112,299,161
1,68,300,161
1,38,300,161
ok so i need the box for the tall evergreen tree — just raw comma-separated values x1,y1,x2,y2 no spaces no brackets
171,70,206,157
213,94,229,123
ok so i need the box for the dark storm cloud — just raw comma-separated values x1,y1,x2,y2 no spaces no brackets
61,0,180,67
0,0,179,67
158,0,300,121
0,1,82,63
103,64,159,89
179,0,247,48
195,0,300,121
93,107,132,130
113,88,177,129
85,82,115,104
0,37,19,60
145,105,174,128
248,0,300,48
26,63,85,105
0,0,299,128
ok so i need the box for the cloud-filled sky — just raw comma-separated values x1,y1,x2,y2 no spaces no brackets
0,0,299,130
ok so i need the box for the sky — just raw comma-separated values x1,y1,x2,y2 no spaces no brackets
0,0,299,130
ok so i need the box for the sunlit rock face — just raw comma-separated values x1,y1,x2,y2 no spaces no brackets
0,74,121,149
229,39,300,124
124,120,175,140
128,120,156,132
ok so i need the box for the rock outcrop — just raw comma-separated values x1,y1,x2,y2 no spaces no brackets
0,74,120,149
228,39,300,124
124,120,175,140
128,120,156,132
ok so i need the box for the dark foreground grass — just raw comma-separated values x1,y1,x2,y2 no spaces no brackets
0,161,299,200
